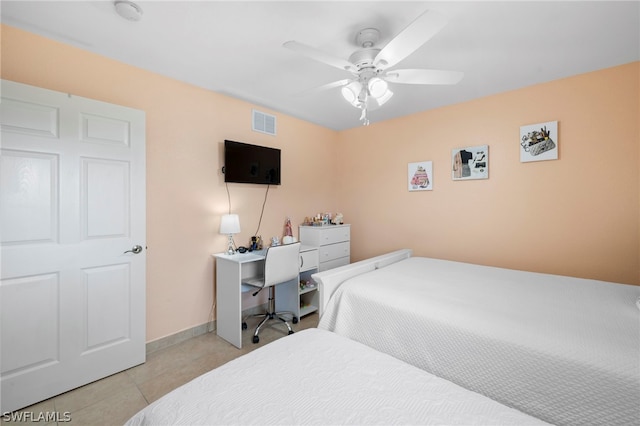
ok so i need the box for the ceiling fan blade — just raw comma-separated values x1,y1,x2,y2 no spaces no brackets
385,69,464,85
295,79,352,96
374,10,448,69
283,41,355,73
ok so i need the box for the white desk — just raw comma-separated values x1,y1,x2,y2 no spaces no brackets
214,246,316,348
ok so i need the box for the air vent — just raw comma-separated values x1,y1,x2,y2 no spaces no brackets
252,109,276,136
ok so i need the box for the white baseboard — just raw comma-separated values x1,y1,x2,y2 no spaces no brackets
145,304,267,354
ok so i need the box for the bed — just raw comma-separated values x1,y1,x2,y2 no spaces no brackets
314,250,640,426
126,249,637,425
126,327,546,425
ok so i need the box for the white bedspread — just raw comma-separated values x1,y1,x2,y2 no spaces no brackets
126,328,547,426
318,257,640,426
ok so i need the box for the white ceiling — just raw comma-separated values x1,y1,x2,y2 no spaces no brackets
2,1,639,131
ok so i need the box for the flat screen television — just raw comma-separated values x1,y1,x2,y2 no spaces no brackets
223,140,281,185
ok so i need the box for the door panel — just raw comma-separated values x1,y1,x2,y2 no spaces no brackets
83,264,131,351
0,97,59,138
1,273,60,375
0,80,146,413
83,158,129,238
0,150,58,244
81,113,131,146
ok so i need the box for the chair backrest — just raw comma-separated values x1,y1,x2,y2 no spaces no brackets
262,242,301,288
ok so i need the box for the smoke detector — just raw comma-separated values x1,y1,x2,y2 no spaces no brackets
114,1,143,22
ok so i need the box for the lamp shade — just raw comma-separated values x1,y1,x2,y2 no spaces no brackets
219,214,241,235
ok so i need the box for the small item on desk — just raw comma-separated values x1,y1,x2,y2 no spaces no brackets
249,236,263,251
270,236,280,247
282,217,297,244
237,246,248,253
283,217,293,239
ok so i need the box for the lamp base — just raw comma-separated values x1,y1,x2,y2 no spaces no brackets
226,234,235,255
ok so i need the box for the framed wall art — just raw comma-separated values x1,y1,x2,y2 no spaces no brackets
408,161,432,191
452,145,488,180
520,120,558,162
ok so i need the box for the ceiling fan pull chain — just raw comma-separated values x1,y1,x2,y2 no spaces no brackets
359,106,370,126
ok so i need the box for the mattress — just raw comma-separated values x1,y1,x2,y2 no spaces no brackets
125,328,547,426
318,257,640,426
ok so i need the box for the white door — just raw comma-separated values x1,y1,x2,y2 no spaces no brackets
0,80,146,413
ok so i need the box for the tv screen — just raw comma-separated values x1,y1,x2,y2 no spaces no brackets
223,140,281,185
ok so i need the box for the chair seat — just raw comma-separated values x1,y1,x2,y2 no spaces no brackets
242,276,265,288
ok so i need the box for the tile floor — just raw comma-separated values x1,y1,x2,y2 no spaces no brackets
3,313,319,426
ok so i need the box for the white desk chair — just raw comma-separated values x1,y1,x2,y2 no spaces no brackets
242,242,301,343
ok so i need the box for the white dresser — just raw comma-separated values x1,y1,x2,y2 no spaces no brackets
299,224,350,271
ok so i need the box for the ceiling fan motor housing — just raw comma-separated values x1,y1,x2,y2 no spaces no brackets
349,48,381,71
350,27,383,71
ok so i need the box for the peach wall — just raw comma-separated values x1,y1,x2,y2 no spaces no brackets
336,62,640,285
2,25,638,346
1,25,339,342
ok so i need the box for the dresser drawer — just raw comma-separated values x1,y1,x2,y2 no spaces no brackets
320,226,350,245
319,241,350,263
299,225,350,246
319,256,350,271
299,249,318,272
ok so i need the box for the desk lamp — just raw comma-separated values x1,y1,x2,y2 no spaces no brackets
219,214,241,255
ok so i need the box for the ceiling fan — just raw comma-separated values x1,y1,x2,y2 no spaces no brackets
283,9,463,125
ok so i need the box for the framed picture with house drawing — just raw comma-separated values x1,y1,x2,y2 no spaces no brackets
452,145,488,180
408,161,432,191
520,120,558,162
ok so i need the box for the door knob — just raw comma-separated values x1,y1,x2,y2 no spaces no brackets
124,245,143,254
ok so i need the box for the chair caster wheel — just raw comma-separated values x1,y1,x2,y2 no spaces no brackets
292,317,298,324
288,330,294,335
242,322,247,330
252,335,259,344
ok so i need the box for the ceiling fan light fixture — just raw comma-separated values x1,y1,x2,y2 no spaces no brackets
283,9,462,127
368,77,388,98
365,89,393,111
341,81,363,107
